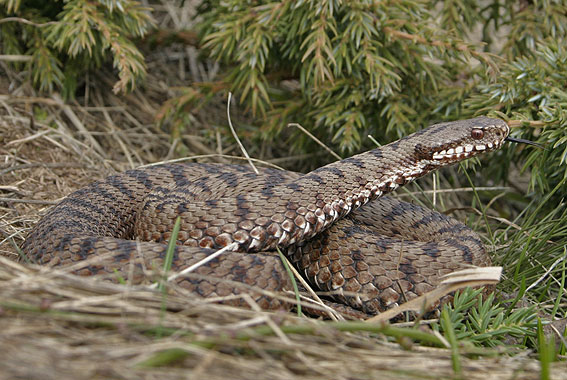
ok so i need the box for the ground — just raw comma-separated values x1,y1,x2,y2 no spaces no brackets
2,65,567,380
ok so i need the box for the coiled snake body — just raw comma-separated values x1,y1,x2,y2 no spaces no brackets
22,117,510,315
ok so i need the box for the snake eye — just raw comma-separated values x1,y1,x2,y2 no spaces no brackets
471,129,484,140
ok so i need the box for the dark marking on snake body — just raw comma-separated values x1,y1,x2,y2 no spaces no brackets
371,149,383,159
343,157,367,169
285,182,303,191
304,173,324,184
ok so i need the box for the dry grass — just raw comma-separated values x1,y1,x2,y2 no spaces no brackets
1,5,567,378
3,256,567,380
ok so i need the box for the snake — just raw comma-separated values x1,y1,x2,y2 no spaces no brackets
22,116,510,315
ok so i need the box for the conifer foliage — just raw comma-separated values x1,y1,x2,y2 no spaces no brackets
195,0,497,152
0,0,154,96
193,0,567,198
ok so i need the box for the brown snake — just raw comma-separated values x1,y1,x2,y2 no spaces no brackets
22,117,510,315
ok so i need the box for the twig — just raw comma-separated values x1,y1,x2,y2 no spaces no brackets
51,93,106,157
397,186,511,196
366,267,502,322
0,198,58,205
367,134,381,147
0,55,32,62
288,123,342,161
141,154,285,171
0,162,90,176
6,129,53,146
226,92,258,174
240,293,292,345
507,119,546,128
525,248,567,293
383,26,497,72
277,248,340,321
432,172,437,207
0,17,57,27
152,242,240,288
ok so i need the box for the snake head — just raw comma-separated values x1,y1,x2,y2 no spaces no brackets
414,117,510,165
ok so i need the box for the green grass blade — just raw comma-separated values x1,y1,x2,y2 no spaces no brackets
277,247,302,317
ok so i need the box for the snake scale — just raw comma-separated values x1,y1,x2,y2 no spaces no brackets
22,117,510,315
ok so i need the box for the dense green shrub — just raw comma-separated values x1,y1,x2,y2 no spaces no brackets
190,0,567,205
0,0,154,97
191,0,498,152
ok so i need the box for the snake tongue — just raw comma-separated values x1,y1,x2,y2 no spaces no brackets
505,136,544,149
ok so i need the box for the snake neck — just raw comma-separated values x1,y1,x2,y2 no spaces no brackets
253,117,509,251
134,117,508,253
271,143,431,248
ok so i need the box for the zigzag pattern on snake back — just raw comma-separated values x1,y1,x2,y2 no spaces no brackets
22,117,510,315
